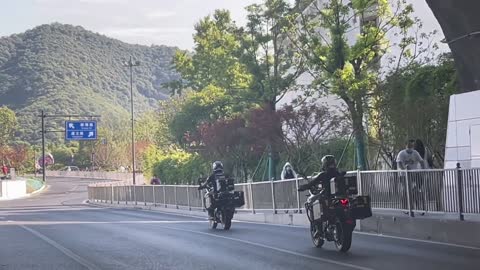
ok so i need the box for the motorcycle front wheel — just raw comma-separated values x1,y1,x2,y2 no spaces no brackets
333,221,352,252
310,222,324,248
209,219,217,229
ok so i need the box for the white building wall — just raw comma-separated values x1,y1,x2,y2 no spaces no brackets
445,90,480,169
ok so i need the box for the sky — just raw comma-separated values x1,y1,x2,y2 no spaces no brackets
0,0,261,49
0,0,448,50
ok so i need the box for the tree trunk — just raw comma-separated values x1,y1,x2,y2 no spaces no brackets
353,121,367,170
346,99,368,170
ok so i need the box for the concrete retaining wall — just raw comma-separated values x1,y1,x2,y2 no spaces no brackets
359,214,480,247
0,179,27,199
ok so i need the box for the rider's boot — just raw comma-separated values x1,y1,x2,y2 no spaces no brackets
208,209,215,220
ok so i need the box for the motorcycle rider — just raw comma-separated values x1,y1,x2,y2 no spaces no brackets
298,155,342,194
298,155,344,226
199,161,226,220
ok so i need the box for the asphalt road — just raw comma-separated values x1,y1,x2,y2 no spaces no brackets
0,177,479,270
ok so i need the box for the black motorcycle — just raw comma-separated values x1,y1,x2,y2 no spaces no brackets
303,174,372,252
198,176,244,230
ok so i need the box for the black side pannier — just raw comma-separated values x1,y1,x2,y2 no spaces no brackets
351,195,372,219
233,191,245,207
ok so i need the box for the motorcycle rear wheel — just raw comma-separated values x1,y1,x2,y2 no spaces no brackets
334,221,352,252
223,217,232,230
221,210,233,230
310,223,324,248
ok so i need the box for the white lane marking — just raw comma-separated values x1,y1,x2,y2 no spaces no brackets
232,220,480,251
94,204,206,220
19,225,101,270
1,207,104,214
353,231,480,251
160,225,375,270
91,205,480,251
232,219,305,228
2,220,206,226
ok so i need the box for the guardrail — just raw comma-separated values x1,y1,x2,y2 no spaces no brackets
47,171,145,185
88,168,480,220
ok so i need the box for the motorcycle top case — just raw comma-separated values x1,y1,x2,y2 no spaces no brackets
330,174,358,196
351,195,372,220
233,191,245,207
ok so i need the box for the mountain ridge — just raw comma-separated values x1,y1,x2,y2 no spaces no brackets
0,23,178,142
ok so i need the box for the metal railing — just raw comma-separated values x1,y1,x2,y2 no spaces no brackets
88,168,480,220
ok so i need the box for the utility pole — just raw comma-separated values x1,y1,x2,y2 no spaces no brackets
41,110,46,182
123,56,140,185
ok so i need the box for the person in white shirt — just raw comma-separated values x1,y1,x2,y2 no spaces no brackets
396,140,426,170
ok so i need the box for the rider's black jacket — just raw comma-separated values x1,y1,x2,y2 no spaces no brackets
299,169,343,195
200,170,227,192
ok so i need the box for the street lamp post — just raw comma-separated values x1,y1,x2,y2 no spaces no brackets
123,56,140,185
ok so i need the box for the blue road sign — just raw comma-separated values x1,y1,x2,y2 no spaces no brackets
65,121,97,140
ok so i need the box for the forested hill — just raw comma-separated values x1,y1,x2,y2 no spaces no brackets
0,23,178,142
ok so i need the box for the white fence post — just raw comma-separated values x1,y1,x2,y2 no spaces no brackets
104,186,107,203
357,170,363,195
134,185,137,205
125,186,128,205
295,177,301,213
249,182,255,214
187,186,191,211
143,185,146,206
405,170,414,217
174,185,178,209
153,185,156,207
271,180,277,214
456,164,465,221
163,185,167,208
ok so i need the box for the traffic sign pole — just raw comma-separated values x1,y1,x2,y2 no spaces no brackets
37,113,101,181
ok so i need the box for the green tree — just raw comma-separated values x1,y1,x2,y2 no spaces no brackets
375,53,459,168
151,148,208,184
170,9,252,95
169,85,244,145
0,106,17,145
241,0,304,111
288,0,423,170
